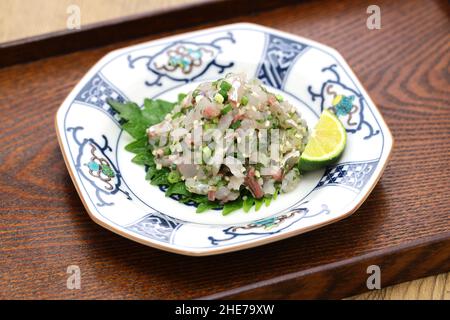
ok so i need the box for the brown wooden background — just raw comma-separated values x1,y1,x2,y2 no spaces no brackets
0,0,449,299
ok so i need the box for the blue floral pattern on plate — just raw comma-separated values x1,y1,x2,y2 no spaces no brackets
257,34,309,88
127,32,235,86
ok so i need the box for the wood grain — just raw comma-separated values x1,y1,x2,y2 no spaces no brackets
0,0,449,299
205,235,450,299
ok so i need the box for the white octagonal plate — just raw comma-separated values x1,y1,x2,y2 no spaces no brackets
56,23,393,256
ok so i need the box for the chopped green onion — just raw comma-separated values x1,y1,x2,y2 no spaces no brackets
240,95,248,106
214,93,224,104
177,93,187,103
167,170,181,184
230,120,241,130
220,81,232,91
275,94,284,102
271,117,279,129
221,104,232,115
219,89,228,100
163,146,171,155
216,179,226,187
203,122,217,131
172,111,183,119
202,146,212,159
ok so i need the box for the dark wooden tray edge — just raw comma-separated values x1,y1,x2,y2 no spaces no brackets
0,0,300,68
3,0,448,299
201,232,450,299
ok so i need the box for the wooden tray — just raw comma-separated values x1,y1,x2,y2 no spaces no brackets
0,0,449,299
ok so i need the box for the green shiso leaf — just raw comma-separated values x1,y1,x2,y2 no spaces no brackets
107,100,142,122
264,196,272,207
121,121,148,140
196,201,222,214
145,165,158,181
222,198,244,216
254,198,264,211
177,93,187,103
108,98,176,139
165,182,190,197
131,152,154,166
125,137,149,154
243,196,255,213
150,169,170,186
142,98,175,126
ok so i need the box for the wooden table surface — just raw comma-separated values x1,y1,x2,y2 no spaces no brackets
0,0,449,300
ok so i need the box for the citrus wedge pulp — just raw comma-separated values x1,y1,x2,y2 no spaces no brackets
299,109,347,171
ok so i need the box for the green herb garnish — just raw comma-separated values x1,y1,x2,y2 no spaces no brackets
243,196,255,213
219,89,228,101
221,104,232,115
230,120,241,130
222,198,244,216
240,95,248,106
167,170,181,184
196,201,222,214
220,80,232,91
165,181,189,197
254,198,264,211
275,94,284,102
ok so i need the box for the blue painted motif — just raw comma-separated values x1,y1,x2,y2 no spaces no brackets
67,126,131,206
127,32,236,86
308,64,380,139
257,34,308,88
126,212,180,243
87,161,100,171
334,95,355,116
316,160,378,190
75,73,127,120
208,202,330,245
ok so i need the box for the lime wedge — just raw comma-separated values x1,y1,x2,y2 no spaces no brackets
299,109,347,171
